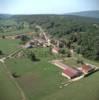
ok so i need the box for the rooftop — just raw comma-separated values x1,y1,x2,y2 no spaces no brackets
63,67,82,79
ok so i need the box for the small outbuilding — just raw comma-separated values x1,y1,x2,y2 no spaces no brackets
52,47,59,54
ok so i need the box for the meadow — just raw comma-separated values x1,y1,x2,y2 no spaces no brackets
0,63,22,100
0,39,99,100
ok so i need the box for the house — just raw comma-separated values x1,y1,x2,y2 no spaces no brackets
52,47,59,54
24,42,32,48
80,64,95,75
62,67,82,79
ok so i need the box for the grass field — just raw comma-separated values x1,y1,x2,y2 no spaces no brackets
0,63,22,100
0,39,20,55
0,39,99,100
63,56,99,68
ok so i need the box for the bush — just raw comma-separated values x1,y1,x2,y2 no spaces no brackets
0,50,3,55
77,59,84,65
12,72,20,78
27,51,39,62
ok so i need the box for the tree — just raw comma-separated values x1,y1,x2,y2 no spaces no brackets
59,48,71,57
77,59,84,65
2,35,5,39
20,35,29,44
21,35,29,41
12,72,20,78
28,51,39,61
0,50,3,55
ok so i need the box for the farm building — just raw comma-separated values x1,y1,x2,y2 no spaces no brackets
52,60,98,80
80,64,95,75
62,67,82,79
52,47,59,54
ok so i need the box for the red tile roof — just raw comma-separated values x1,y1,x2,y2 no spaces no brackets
81,64,94,73
63,67,82,79
52,47,59,51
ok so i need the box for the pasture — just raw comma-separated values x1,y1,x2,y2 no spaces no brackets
0,39,20,55
0,39,99,100
0,63,22,100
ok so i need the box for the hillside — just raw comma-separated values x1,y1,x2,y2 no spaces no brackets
0,14,12,19
67,10,99,18
0,14,99,100
0,14,99,61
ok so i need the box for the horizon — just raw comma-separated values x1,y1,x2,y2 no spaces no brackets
0,0,99,14
0,10,99,15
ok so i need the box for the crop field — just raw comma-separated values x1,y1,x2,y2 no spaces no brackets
0,39,99,100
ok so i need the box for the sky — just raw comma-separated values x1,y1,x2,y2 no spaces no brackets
0,0,99,14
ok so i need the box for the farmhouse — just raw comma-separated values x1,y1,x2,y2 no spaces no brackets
52,60,98,80
52,47,59,54
62,67,82,79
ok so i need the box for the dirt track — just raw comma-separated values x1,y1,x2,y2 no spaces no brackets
0,49,27,100
51,60,70,70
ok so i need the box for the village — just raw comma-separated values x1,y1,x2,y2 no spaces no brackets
0,0,99,99
0,25,99,82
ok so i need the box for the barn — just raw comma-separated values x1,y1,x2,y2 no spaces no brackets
80,64,95,75
62,67,82,79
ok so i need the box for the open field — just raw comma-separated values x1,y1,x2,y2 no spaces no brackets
0,39,99,100
5,59,99,100
0,63,22,100
63,57,99,68
0,12,99,100
0,39,20,55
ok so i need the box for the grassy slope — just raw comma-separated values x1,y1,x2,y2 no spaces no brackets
0,39,99,100
0,63,22,100
5,48,99,100
0,39,20,55
6,57,67,100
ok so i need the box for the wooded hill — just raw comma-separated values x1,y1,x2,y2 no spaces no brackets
0,14,99,61
66,10,99,18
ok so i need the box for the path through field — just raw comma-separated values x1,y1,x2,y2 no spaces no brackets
2,63,27,100
0,49,27,100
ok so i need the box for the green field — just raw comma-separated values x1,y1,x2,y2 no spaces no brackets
63,55,99,68
0,39,20,55
0,63,22,100
0,39,99,100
